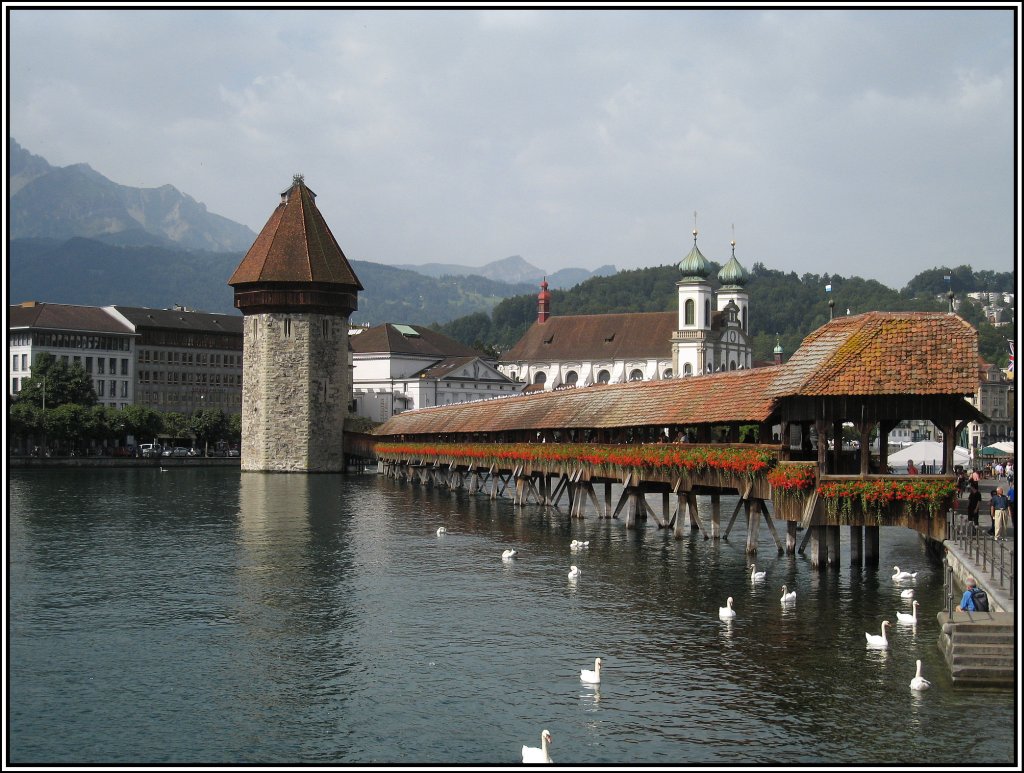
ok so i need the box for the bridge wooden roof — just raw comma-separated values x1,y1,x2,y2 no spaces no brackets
372,311,980,438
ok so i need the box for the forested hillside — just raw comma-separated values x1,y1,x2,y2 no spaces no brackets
435,263,1015,369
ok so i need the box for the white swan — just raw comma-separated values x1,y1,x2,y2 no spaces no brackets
570,539,590,550
896,600,919,625
910,659,931,691
580,657,602,684
502,549,517,560
522,729,553,764
568,565,581,579
900,588,915,599
865,620,891,648
436,527,446,535
780,584,797,604
719,597,737,619
750,564,767,582
892,566,918,581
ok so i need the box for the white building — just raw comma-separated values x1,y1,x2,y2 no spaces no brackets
498,230,753,388
966,358,1014,454
8,301,138,409
349,323,521,423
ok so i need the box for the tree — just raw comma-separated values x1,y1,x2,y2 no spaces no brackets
44,403,90,453
226,412,242,445
189,408,227,454
161,412,189,442
121,404,164,446
15,353,97,409
9,401,43,451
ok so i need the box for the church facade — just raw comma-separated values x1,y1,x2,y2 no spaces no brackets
498,230,753,388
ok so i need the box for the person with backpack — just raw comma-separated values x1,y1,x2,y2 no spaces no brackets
957,576,989,612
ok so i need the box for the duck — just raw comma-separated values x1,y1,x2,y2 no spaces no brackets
521,729,553,764
502,549,518,560
892,566,918,581
910,659,932,691
780,584,797,605
436,527,447,535
900,588,915,599
570,539,590,550
750,564,767,582
719,597,737,619
865,620,891,648
568,565,581,579
896,600,919,625
580,657,602,684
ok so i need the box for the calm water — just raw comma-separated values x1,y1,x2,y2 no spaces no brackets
6,467,1019,766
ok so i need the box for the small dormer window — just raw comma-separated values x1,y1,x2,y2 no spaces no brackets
544,333,554,344
604,333,615,343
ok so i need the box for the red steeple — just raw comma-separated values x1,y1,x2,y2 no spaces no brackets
537,277,551,323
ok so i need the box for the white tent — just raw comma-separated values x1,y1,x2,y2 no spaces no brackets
980,441,1015,457
886,441,970,473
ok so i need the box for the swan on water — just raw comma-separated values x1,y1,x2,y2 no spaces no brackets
436,527,446,535
568,565,581,579
780,585,797,604
502,549,518,560
896,600,919,625
719,597,737,619
750,564,767,582
865,620,891,648
910,659,932,691
900,588,915,599
570,539,590,550
522,729,553,764
892,566,918,581
580,657,602,684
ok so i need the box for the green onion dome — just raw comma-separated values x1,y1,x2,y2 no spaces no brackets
678,229,712,280
718,240,749,287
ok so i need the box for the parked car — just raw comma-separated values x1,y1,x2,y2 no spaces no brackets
140,444,162,458
172,447,190,457
227,449,240,457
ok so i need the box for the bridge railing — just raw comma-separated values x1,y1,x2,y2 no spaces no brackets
946,518,1015,611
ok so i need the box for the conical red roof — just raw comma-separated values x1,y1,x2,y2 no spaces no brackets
228,176,363,289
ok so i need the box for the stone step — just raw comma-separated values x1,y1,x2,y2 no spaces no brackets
950,665,1017,683
949,630,1017,643
949,642,1017,657
950,651,1016,667
945,624,1015,637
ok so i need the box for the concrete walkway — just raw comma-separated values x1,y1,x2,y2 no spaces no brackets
945,473,1015,611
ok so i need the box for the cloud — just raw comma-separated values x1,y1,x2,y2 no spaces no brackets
5,7,1016,288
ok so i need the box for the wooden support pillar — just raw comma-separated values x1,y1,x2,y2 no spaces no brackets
745,499,760,555
864,525,880,566
689,492,700,531
808,525,827,569
826,524,841,567
662,491,671,528
604,482,613,519
786,521,797,554
711,492,721,540
778,420,791,462
849,525,863,566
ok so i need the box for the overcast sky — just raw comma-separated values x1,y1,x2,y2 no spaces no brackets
5,5,1019,289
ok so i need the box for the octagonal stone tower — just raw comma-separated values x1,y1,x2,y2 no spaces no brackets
228,175,363,472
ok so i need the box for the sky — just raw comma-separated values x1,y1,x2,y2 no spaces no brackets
4,3,1020,289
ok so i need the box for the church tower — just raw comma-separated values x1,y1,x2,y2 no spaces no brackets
671,228,714,376
716,239,752,369
228,175,363,472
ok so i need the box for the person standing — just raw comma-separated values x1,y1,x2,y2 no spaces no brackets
990,486,1010,541
966,480,982,528
1006,482,1015,532
906,459,918,475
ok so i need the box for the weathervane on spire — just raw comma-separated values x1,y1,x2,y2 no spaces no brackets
693,211,698,241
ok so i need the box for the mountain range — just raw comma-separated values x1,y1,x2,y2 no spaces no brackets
6,140,612,320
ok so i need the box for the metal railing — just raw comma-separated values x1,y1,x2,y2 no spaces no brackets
946,517,1015,612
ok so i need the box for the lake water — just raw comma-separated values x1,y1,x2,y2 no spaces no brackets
6,467,1019,766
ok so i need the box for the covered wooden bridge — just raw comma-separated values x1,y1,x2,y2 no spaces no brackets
368,312,982,567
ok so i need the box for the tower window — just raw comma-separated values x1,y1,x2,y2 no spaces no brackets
284,318,292,338
684,299,695,326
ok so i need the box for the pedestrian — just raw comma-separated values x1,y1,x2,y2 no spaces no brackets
906,459,918,475
1006,482,1015,532
966,480,982,528
995,462,1004,479
971,468,981,484
990,486,1010,541
957,576,981,612
1006,461,1014,486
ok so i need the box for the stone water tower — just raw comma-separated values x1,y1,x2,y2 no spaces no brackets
228,175,363,472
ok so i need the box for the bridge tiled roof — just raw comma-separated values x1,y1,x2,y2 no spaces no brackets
372,311,980,438
769,311,978,397
501,312,677,361
228,177,362,289
372,366,779,436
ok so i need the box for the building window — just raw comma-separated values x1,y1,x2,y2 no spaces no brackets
98,358,105,375
12,378,18,392
684,299,695,326
284,318,292,338
97,380,105,397
597,370,610,384
533,372,547,385
121,381,128,398
109,358,116,374
21,354,27,370
683,363,692,376
565,371,578,386
12,355,18,372
663,368,673,379
704,300,711,328
629,369,643,381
